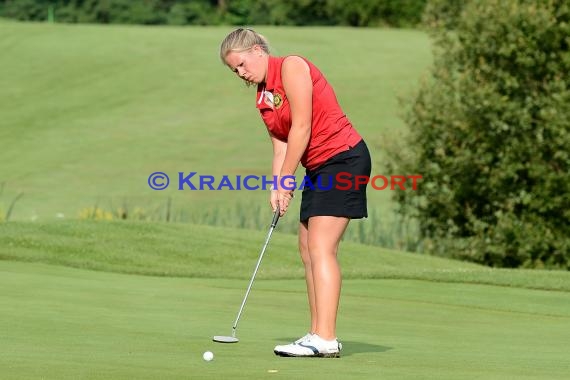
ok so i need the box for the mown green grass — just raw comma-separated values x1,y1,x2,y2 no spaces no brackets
0,21,432,245
1,260,569,380
1,221,569,379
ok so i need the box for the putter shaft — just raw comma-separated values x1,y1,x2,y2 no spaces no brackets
231,223,277,332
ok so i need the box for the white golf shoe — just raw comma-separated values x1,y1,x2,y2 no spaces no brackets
274,334,342,358
294,332,313,344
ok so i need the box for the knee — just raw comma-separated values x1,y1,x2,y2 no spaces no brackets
307,241,338,262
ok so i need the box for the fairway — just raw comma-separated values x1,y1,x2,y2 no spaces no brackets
1,261,569,380
0,20,431,245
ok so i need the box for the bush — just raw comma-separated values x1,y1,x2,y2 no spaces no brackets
326,0,427,27
0,0,427,27
0,0,51,21
389,0,570,269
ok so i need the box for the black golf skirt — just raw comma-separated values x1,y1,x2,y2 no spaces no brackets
300,139,372,223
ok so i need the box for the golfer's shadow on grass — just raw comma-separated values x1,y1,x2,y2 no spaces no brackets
275,338,392,357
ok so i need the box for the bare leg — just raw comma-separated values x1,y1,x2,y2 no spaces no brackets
307,216,349,340
298,221,317,334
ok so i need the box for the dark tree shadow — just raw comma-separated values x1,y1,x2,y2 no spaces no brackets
275,337,392,357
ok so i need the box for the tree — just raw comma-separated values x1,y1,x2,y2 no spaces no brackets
389,0,570,269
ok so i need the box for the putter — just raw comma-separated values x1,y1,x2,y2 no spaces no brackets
213,207,281,343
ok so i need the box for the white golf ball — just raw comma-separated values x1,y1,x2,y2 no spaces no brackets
203,351,214,361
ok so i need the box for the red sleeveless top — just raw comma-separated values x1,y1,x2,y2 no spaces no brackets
256,56,362,171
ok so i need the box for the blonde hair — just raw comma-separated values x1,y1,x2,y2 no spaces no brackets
219,27,270,64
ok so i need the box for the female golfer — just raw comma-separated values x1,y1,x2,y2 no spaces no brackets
220,28,371,358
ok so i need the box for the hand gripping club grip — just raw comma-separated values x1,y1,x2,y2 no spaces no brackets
271,207,280,228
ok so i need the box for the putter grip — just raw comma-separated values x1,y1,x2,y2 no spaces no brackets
271,207,280,228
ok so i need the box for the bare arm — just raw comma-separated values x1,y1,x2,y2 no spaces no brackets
263,56,312,215
273,56,312,215
269,133,287,213
279,56,312,179
271,134,287,181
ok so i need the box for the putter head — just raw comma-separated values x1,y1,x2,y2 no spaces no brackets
213,335,239,343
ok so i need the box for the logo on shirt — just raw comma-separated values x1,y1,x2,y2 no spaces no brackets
273,93,283,109
258,89,283,110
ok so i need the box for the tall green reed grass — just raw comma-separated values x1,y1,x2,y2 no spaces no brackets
75,197,420,252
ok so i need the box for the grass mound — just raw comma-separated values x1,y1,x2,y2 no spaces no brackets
1,220,569,291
